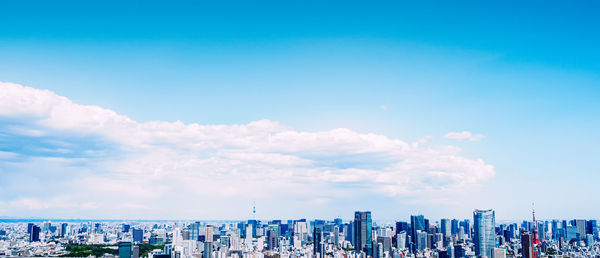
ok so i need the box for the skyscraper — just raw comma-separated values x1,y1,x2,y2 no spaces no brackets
396,231,406,250
473,209,495,258
416,230,428,252
587,220,598,237
191,222,200,241
118,242,133,258
29,225,40,242
460,219,471,238
520,231,534,258
410,215,426,245
313,226,323,256
441,219,451,237
133,228,143,243
574,219,586,240
267,228,278,250
60,223,68,238
333,225,340,248
451,219,460,235
353,211,373,256
27,223,34,234
395,221,410,235
204,226,214,258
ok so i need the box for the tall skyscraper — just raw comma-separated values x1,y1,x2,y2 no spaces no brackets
133,228,143,243
587,220,598,237
395,221,410,235
451,219,460,235
416,230,428,252
267,228,278,250
441,219,451,237
27,223,34,234
313,226,324,256
29,225,40,242
204,226,214,258
396,231,406,250
60,223,68,238
460,219,471,238
520,231,534,258
333,225,340,248
191,222,200,241
353,211,373,256
411,215,426,245
473,209,495,258
574,219,587,240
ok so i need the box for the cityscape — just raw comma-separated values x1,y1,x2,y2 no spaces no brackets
1,1,600,258
1,209,599,257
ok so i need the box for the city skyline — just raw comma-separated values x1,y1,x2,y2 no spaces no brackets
3,209,598,257
1,1,600,220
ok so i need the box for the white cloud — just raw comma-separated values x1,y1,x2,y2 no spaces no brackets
444,131,486,142
0,82,495,218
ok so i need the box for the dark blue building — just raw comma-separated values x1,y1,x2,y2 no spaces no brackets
354,211,373,256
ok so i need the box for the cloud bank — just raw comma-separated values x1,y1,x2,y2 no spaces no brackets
444,131,486,142
0,82,494,219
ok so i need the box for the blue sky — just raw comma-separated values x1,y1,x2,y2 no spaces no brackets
0,1,599,220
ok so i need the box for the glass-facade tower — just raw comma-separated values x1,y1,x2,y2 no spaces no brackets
473,209,495,258
353,211,372,256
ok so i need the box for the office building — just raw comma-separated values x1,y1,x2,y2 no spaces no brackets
473,209,495,258
354,211,373,256
118,242,133,258
521,231,534,258
30,225,40,242
441,219,451,237
411,215,426,245
133,228,143,243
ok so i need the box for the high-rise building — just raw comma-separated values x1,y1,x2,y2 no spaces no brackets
416,230,428,252
441,219,451,237
204,242,213,258
118,242,133,258
267,228,278,250
313,226,324,256
30,225,40,242
411,215,426,245
473,209,495,258
451,219,460,235
133,228,143,243
374,242,383,258
245,224,253,242
205,226,214,242
353,211,373,256
377,235,392,255
204,227,214,258
396,221,410,235
132,245,139,258
574,220,587,240
396,231,406,250
333,225,340,248
60,223,68,238
566,225,579,241
460,219,471,238
521,231,534,258
191,222,200,241
586,220,597,236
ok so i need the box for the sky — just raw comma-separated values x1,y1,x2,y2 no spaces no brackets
0,0,599,221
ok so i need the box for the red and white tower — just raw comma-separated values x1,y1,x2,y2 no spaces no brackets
532,203,542,245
